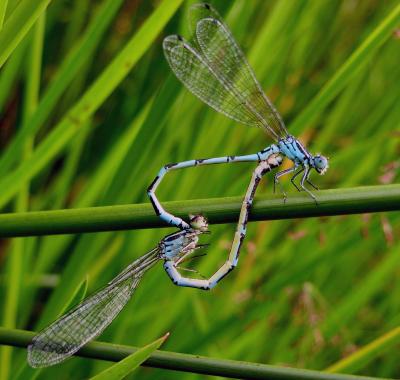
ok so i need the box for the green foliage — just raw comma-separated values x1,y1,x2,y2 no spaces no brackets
0,0,399,379
59,277,89,318
89,334,168,380
0,0,50,68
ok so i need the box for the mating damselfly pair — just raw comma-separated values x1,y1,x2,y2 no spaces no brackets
148,2,328,290
28,2,328,368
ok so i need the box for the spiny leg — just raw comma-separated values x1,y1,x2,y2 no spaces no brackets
306,169,319,191
290,167,304,191
300,166,318,204
274,165,298,202
163,156,282,290
148,147,279,229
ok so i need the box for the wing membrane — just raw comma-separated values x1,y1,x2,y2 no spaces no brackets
164,35,259,127
196,17,287,139
28,250,159,368
164,3,288,140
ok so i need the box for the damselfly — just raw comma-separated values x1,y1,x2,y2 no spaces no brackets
28,215,210,368
148,3,329,231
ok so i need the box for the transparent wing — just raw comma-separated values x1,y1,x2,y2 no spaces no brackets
164,3,288,140
164,35,261,128
196,16,288,139
188,2,221,40
27,249,159,368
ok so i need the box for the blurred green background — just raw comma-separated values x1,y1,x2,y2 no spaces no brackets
0,0,399,379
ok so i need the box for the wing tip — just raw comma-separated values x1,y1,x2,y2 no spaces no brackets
27,343,50,368
190,2,210,10
27,345,74,368
163,34,185,49
27,337,76,368
190,2,216,13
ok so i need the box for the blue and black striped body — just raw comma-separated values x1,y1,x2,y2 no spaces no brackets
277,135,312,166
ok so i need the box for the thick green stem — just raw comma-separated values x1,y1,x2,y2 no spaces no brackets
0,185,398,237
0,328,384,380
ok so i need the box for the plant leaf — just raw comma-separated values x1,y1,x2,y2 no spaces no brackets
0,0,51,68
89,333,169,380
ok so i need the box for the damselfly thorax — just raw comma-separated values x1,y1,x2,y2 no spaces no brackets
277,136,312,165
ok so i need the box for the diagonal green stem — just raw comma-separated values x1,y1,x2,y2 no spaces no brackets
0,0,124,176
0,185,398,237
0,0,51,68
0,0,8,30
0,328,386,380
326,326,400,374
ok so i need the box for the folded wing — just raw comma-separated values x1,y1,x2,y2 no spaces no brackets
28,249,159,367
164,3,288,140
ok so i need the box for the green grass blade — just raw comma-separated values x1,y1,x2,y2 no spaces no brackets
320,243,400,339
75,100,152,207
326,326,400,374
0,0,50,68
89,334,169,380
0,13,45,380
0,0,8,30
58,277,88,318
0,0,184,209
60,0,90,54
0,0,124,175
0,37,26,111
48,120,92,209
290,2,400,134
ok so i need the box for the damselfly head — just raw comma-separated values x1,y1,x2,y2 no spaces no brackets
189,214,208,231
313,154,329,175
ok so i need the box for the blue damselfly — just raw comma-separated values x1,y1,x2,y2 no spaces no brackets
148,3,328,231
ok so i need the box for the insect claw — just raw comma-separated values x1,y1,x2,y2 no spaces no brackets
311,192,319,205
306,190,318,205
